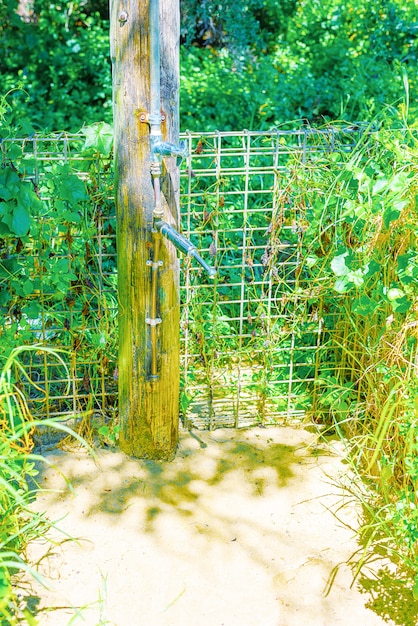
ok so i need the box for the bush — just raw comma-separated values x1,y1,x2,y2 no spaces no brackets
0,0,112,133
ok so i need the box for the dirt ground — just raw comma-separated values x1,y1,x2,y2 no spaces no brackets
24,425,397,626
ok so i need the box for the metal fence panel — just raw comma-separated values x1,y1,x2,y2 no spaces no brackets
0,127,368,429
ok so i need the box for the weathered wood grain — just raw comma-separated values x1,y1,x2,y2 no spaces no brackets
110,0,180,459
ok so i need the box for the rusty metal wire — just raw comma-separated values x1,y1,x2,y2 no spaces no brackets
179,127,369,427
0,127,369,429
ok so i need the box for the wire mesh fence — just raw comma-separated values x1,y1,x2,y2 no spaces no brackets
0,126,371,429
0,133,118,425
178,127,372,427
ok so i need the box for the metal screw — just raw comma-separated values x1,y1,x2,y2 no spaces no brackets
119,10,128,22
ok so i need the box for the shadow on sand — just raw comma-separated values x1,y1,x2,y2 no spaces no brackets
25,426,418,626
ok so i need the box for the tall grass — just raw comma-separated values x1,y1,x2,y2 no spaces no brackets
0,345,90,625
296,115,418,598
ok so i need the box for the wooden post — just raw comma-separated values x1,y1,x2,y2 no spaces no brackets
110,0,180,459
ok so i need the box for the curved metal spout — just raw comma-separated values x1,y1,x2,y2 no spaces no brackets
155,220,216,279
151,140,188,166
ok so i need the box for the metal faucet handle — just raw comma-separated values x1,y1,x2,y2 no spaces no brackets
152,140,188,165
155,220,216,279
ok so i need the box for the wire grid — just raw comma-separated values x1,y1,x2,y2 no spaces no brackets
0,127,368,429
0,133,118,422
178,127,368,428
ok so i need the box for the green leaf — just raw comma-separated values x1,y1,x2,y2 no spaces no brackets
0,288,10,306
352,295,379,317
0,167,21,200
342,199,368,220
388,172,410,194
17,116,36,135
391,296,412,313
383,207,401,228
334,275,351,293
16,186,43,214
0,221,11,234
22,279,33,296
363,259,380,277
0,257,18,277
22,608,40,626
23,301,41,318
331,251,350,277
82,122,114,157
397,254,410,272
5,144,23,160
57,175,88,204
306,255,318,268
348,269,365,287
91,332,107,347
61,209,82,223
372,177,388,195
386,288,411,313
397,253,418,285
387,288,405,301
180,391,192,413
0,567,11,600
393,199,408,212
11,203,30,236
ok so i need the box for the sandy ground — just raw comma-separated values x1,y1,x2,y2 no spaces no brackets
23,425,395,626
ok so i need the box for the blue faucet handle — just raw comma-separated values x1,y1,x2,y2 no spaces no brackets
153,140,188,166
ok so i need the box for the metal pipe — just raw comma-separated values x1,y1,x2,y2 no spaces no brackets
149,0,161,140
149,230,162,380
155,220,216,279
147,0,214,385
148,0,163,381
150,0,186,169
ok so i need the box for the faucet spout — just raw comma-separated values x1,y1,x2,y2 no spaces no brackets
155,220,216,279
152,139,188,166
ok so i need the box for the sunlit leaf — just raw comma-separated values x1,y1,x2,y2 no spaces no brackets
0,167,21,200
334,275,350,293
11,203,30,236
372,177,388,195
82,122,114,157
387,288,405,301
331,251,350,277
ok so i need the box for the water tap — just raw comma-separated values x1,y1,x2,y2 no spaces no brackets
152,140,188,166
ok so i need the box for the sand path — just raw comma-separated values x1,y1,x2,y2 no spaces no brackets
26,426,393,625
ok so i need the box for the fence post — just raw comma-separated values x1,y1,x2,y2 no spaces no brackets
110,0,180,459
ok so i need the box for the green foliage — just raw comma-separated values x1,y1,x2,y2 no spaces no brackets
181,0,418,130
0,109,118,417
94,421,120,446
180,47,282,130
81,121,114,157
181,0,418,129
0,30,417,595
282,116,418,593
1,0,417,131
0,0,112,133
180,0,296,53
0,345,92,625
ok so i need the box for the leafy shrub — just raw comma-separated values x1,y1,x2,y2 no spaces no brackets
0,95,118,418
0,0,112,133
180,0,418,131
1,0,417,132
282,113,418,594
0,345,91,625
